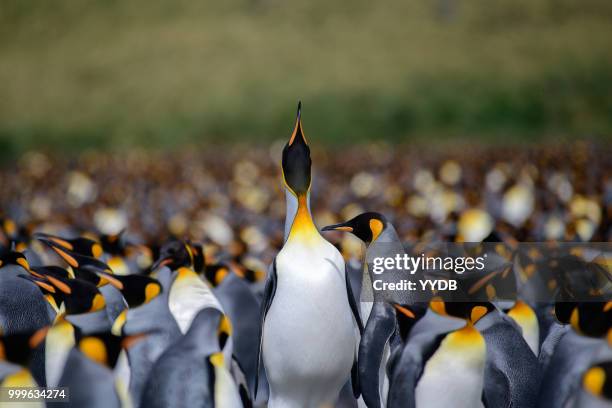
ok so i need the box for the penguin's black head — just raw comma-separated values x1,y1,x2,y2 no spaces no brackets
113,275,162,307
204,263,231,287
36,236,113,275
394,303,428,341
0,326,49,366
152,239,194,271
46,277,106,315
100,231,125,256
322,212,388,244
566,301,612,338
34,232,104,259
583,361,612,399
0,250,30,272
282,101,311,197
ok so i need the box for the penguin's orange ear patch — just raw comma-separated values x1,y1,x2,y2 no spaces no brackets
470,305,488,323
394,304,415,318
29,327,49,348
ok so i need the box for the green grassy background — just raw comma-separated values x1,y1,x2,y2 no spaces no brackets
1,0,611,155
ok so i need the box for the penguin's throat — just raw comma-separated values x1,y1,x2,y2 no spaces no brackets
288,195,319,243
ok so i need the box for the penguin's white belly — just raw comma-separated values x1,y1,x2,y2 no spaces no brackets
415,331,486,408
263,242,356,407
169,279,223,333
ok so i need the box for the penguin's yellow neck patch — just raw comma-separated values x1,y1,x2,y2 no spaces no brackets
583,366,605,396
448,324,485,348
288,195,319,244
1,368,36,387
176,267,198,281
145,282,161,303
80,337,108,366
507,301,537,324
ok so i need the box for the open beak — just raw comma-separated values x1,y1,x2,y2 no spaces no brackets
321,222,354,232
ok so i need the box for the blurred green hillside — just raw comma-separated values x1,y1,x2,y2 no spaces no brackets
1,0,611,154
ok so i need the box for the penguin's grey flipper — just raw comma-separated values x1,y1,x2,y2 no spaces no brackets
345,264,364,334
254,258,278,400
359,302,395,408
387,332,446,408
481,364,510,408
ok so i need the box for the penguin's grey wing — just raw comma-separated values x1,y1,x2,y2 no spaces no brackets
359,302,396,408
345,263,364,334
345,264,364,399
254,257,278,400
482,363,511,408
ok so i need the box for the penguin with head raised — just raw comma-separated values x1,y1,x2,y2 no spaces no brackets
323,212,426,408
255,102,363,407
141,307,245,408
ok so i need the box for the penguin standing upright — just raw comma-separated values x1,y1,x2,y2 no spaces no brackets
256,103,362,407
323,212,426,408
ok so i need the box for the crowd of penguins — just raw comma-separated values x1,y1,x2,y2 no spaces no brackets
0,104,611,408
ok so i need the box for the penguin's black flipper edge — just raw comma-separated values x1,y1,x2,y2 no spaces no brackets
254,258,278,400
351,358,360,399
345,264,364,334
359,302,396,408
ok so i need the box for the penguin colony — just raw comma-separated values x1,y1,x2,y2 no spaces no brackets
0,103,611,408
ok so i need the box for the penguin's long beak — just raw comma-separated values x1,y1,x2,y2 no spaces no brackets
34,233,74,251
37,237,80,268
288,101,307,147
151,257,172,271
95,270,124,290
322,222,354,232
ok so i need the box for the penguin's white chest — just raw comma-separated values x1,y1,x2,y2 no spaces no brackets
263,239,356,407
169,276,223,333
415,328,486,408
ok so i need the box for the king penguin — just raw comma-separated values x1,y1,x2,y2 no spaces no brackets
323,212,426,408
387,301,491,408
256,102,362,408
